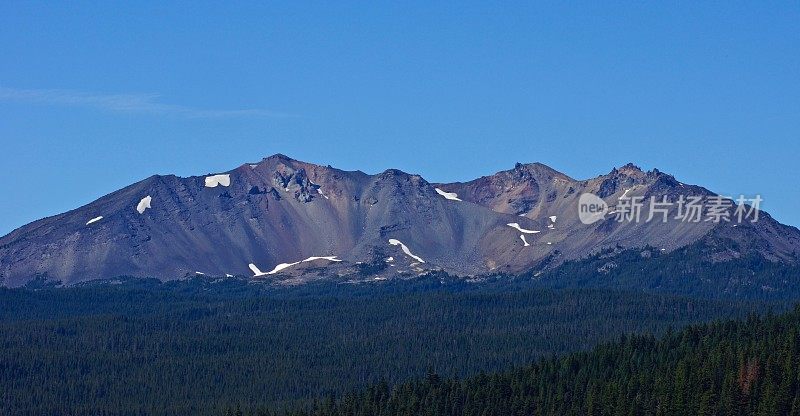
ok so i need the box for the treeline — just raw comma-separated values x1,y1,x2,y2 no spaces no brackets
540,241,800,299
283,306,800,416
0,282,772,415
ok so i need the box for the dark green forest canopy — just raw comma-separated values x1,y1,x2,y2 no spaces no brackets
537,242,800,300
283,305,800,416
3,246,798,415
0,279,778,415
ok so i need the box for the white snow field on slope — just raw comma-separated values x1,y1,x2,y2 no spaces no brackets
269,262,301,275
249,263,268,276
204,174,231,188
249,256,342,276
520,234,530,246
86,216,103,225
136,196,152,214
434,188,462,201
506,223,540,234
303,256,342,263
388,239,425,263
620,187,639,198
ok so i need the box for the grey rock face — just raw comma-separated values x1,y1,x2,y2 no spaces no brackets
1,154,798,286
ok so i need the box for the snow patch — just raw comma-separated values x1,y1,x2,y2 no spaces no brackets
267,262,298,275
385,257,394,262
249,256,342,276
388,239,425,263
195,271,205,275
86,216,103,225
507,223,540,234
620,187,640,198
549,215,557,222
249,263,268,277
136,196,152,214
434,188,462,201
520,234,530,247
303,256,342,263
204,174,231,188
317,187,329,199
225,273,234,277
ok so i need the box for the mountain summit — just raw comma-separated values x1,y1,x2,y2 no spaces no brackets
1,155,798,287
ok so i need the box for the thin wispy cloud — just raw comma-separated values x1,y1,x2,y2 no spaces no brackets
0,87,296,119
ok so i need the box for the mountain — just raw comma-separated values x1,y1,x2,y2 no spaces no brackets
1,154,798,287
437,162,799,264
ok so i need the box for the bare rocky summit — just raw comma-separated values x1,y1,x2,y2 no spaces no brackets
1,154,798,287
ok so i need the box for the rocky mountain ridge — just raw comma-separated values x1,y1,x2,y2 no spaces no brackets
1,154,798,287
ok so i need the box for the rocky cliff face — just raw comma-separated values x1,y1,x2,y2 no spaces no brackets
1,155,798,286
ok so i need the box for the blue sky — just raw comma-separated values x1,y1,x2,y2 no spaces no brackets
1,1,798,235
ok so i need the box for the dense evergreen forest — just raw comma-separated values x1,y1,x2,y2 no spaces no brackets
539,242,800,299
283,305,800,416
0,279,776,415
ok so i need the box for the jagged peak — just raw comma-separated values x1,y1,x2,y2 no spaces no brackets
618,162,643,173
249,153,306,168
379,168,410,176
374,169,432,191
237,153,298,171
264,153,294,161
377,168,426,181
248,153,326,172
608,163,648,178
511,162,574,182
607,163,678,181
